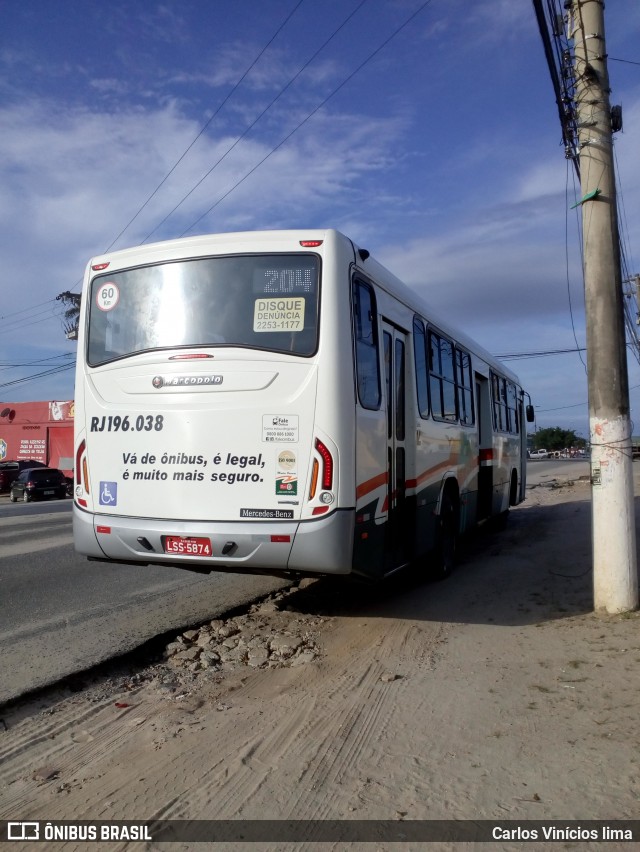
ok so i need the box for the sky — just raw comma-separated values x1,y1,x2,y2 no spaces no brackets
1,0,639,438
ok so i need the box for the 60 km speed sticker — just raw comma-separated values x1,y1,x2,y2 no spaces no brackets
96,282,120,311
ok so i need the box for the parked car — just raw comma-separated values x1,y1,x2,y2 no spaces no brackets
529,449,549,460
0,459,48,492
9,467,68,502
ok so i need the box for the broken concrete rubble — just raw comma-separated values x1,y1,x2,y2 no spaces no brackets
163,586,322,675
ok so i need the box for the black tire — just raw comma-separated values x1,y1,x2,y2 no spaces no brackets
10,492,17,503
22,491,30,503
431,492,457,580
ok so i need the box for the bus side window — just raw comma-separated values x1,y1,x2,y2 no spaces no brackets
492,375,521,433
413,317,429,419
429,330,457,422
456,348,475,425
491,372,509,432
352,279,381,410
506,381,519,433
491,373,500,430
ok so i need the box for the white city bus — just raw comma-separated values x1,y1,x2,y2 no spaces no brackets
73,229,533,580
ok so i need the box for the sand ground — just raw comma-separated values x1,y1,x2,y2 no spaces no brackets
1,468,639,851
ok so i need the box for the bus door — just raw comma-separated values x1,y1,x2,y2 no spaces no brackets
382,323,411,571
476,374,493,521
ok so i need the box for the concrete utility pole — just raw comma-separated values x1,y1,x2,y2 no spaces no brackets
571,0,638,612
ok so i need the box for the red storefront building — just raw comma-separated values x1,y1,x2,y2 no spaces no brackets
0,401,74,477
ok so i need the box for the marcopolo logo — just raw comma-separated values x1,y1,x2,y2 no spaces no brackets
152,375,223,389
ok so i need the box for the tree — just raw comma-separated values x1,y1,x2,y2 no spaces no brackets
56,291,81,340
528,427,585,451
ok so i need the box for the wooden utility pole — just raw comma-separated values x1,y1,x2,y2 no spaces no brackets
572,0,638,612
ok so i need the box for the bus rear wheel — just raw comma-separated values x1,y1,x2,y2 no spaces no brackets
431,492,457,580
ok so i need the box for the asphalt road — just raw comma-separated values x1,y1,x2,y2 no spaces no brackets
0,498,288,704
525,457,590,487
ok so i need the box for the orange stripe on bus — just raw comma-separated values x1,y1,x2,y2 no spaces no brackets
409,453,461,489
357,454,481,500
356,471,388,499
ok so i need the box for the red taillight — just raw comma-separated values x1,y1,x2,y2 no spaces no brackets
315,438,333,490
270,535,291,543
92,262,110,271
299,240,323,247
76,440,84,483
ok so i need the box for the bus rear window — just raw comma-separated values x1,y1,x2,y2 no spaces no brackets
87,254,320,366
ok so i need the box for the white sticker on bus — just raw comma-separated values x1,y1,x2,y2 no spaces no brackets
263,415,299,443
253,298,305,332
276,449,297,495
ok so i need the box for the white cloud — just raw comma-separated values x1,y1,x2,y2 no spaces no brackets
515,160,575,203
0,96,405,341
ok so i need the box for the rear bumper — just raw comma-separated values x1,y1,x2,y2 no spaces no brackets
73,505,354,575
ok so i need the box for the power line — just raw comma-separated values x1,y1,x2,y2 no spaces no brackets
531,0,580,176
181,0,436,236
0,353,74,372
565,160,587,371
533,0,640,373
609,56,640,66
0,3,312,345
142,0,372,244
0,361,75,390
498,347,586,360
0,299,59,322
1,304,68,335
0,1,310,342
3,0,386,339
105,0,307,253
538,383,640,413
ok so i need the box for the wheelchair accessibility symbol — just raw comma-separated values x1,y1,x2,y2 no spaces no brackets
99,481,118,506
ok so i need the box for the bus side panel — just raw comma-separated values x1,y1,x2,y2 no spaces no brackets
457,426,480,534
351,270,391,579
352,409,387,578
493,433,521,514
413,419,479,558
414,480,440,561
